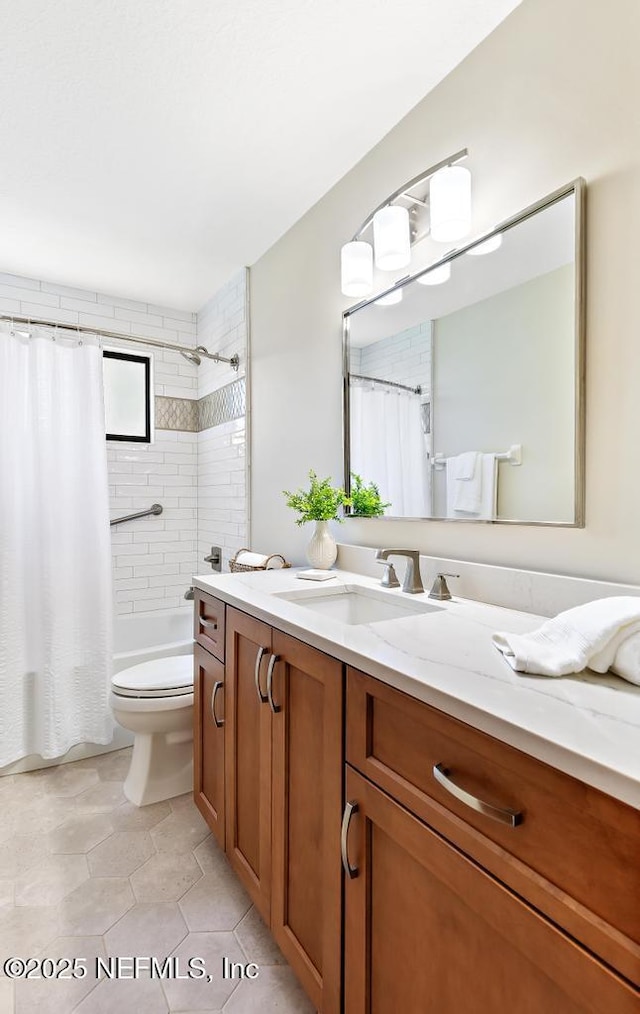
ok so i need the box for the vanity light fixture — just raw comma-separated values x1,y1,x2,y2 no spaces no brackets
340,148,471,298
372,205,411,270
417,262,451,286
374,288,403,306
341,241,374,297
467,233,503,256
429,165,472,242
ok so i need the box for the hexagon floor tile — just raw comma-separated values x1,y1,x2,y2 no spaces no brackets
3,749,312,1012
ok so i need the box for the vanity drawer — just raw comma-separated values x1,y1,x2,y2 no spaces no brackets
194,590,226,662
346,667,640,983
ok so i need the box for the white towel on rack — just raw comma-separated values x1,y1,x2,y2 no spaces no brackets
493,596,640,682
445,452,497,518
455,451,479,481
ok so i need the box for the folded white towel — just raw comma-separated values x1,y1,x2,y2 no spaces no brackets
446,452,497,519
493,596,640,680
455,451,479,481
611,632,640,686
445,453,480,513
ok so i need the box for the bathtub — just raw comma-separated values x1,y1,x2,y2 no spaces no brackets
113,606,194,673
1,607,194,775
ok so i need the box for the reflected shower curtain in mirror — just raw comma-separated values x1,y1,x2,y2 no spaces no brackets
0,326,114,766
350,382,430,516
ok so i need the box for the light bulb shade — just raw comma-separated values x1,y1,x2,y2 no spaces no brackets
373,205,411,271
341,241,373,297
417,262,451,286
430,165,472,242
375,288,403,306
467,233,502,255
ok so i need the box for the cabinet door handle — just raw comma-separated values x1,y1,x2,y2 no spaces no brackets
266,653,281,713
433,763,523,828
211,681,224,728
254,646,268,704
200,617,218,631
341,800,359,879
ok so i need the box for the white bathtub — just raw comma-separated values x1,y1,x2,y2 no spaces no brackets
113,606,194,673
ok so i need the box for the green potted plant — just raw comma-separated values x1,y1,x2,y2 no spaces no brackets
349,473,391,517
283,470,351,568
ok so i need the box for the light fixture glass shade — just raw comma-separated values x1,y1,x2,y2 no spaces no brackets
467,233,502,255
373,205,411,271
375,288,403,306
417,262,451,286
430,165,472,242
341,241,373,297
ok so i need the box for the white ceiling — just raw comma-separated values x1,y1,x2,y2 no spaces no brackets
0,0,521,310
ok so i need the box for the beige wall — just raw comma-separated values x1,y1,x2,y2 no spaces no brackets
250,0,640,583
433,265,575,522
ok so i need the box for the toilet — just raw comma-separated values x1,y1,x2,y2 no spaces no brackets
110,654,194,806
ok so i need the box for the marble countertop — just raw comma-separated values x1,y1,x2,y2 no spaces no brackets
193,568,640,809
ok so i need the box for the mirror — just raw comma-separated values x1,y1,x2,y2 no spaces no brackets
343,180,585,525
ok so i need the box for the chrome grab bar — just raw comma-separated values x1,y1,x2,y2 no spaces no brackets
110,503,163,527
432,763,523,828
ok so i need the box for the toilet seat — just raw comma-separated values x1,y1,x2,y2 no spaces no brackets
112,654,193,699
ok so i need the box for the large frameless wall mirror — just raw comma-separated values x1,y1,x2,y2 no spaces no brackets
343,179,585,526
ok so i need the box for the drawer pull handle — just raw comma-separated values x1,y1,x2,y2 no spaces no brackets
200,617,218,631
211,681,224,728
341,800,359,879
433,763,523,828
254,646,268,704
266,654,281,713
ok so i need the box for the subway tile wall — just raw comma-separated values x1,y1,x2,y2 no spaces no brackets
1,271,199,614
2,268,249,609
196,269,249,573
354,322,432,395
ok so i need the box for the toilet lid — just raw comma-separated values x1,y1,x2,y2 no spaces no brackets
112,654,194,698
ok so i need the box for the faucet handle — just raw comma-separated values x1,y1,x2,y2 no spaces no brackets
376,560,400,589
429,572,459,601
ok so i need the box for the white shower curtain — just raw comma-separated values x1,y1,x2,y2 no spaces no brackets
0,326,114,765
350,383,430,516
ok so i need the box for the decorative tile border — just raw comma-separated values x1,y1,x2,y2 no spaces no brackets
155,378,246,433
198,378,246,431
155,396,198,432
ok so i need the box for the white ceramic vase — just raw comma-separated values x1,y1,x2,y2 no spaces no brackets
306,520,337,570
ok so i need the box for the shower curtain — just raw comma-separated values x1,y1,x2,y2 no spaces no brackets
350,382,430,516
0,326,114,766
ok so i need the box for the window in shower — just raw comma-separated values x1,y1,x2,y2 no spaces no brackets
103,350,152,442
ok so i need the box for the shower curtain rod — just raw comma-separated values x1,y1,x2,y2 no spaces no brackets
0,312,240,370
349,372,422,395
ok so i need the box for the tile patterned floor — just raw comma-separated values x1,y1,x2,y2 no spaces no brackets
0,749,315,1013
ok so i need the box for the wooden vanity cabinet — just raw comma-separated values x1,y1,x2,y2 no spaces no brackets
220,605,343,1014
195,590,640,1013
224,608,274,921
343,765,640,1014
193,643,226,847
193,590,227,848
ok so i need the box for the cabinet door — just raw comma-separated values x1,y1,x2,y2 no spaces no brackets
225,608,273,923
193,645,225,848
270,631,343,1014
343,766,639,1014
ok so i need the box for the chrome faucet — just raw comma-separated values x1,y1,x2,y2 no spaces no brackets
375,549,425,594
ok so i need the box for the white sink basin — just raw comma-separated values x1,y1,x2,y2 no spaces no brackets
274,584,442,625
